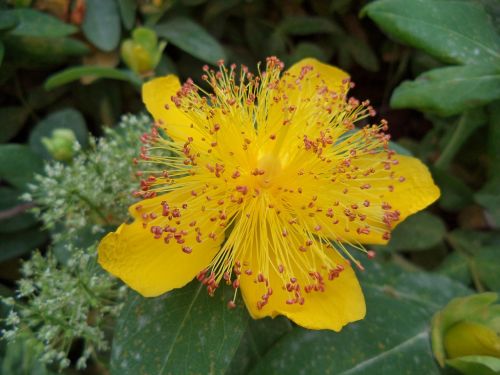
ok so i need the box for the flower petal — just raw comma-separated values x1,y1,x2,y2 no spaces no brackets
284,57,350,96
98,193,224,297
239,245,366,331
142,75,200,144
281,152,440,246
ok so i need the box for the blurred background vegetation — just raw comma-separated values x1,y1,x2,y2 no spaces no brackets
0,0,499,374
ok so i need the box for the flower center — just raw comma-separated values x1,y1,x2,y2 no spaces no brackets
256,153,282,189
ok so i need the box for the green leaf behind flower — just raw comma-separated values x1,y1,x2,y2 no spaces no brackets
82,0,121,51
250,261,470,374
362,0,500,65
111,281,248,375
155,17,226,65
390,64,500,116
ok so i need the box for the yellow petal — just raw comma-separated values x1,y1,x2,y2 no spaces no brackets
282,152,440,246
142,75,199,144
284,57,349,95
98,193,224,297
261,58,350,154
238,245,366,331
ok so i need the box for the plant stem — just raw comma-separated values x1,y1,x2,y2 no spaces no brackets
434,110,473,169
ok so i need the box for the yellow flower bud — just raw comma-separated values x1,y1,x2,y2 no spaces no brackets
121,27,166,75
444,321,500,359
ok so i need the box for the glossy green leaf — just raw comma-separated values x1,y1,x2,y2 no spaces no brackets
0,227,47,262
386,211,446,251
0,187,37,233
362,0,500,65
3,34,89,66
0,106,29,143
44,66,141,90
475,246,500,292
391,64,500,116
278,16,341,35
29,109,88,158
117,0,137,30
155,17,226,64
4,8,76,37
227,317,292,375
82,0,121,51
251,261,470,374
110,281,248,375
447,355,500,375
0,144,44,190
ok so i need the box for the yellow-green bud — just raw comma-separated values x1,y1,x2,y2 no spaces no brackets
41,129,77,162
121,27,166,75
444,321,500,359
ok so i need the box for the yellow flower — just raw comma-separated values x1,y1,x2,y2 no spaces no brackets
98,58,440,331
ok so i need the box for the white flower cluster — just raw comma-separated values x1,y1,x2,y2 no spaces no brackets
1,114,152,371
2,246,127,370
23,113,151,243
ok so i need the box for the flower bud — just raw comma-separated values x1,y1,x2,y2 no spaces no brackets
431,293,500,375
444,321,500,359
41,128,77,162
121,27,166,75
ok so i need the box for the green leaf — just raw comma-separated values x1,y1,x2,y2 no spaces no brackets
1,335,55,375
288,43,328,65
344,35,380,72
3,36,89,66
0,227,47,262
4,8,77,37
29,109,88,158
431,168,474,211
487,100,500,179
0,106,29,143
475,177,500,227
0,144,44,190
0,11,18,31
117,0,137,30
0,187,37,233
155,17,226,65
227,317,292,375
436,251,472,286
278,16,341,35
44,66,141,90
386,211,446,251
251,261,470,374
110,282,248,375
391,64,500,116
447,355,500,375
82,0,121,51
475,246,500,292
389,140,413,156
362,0,500,65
